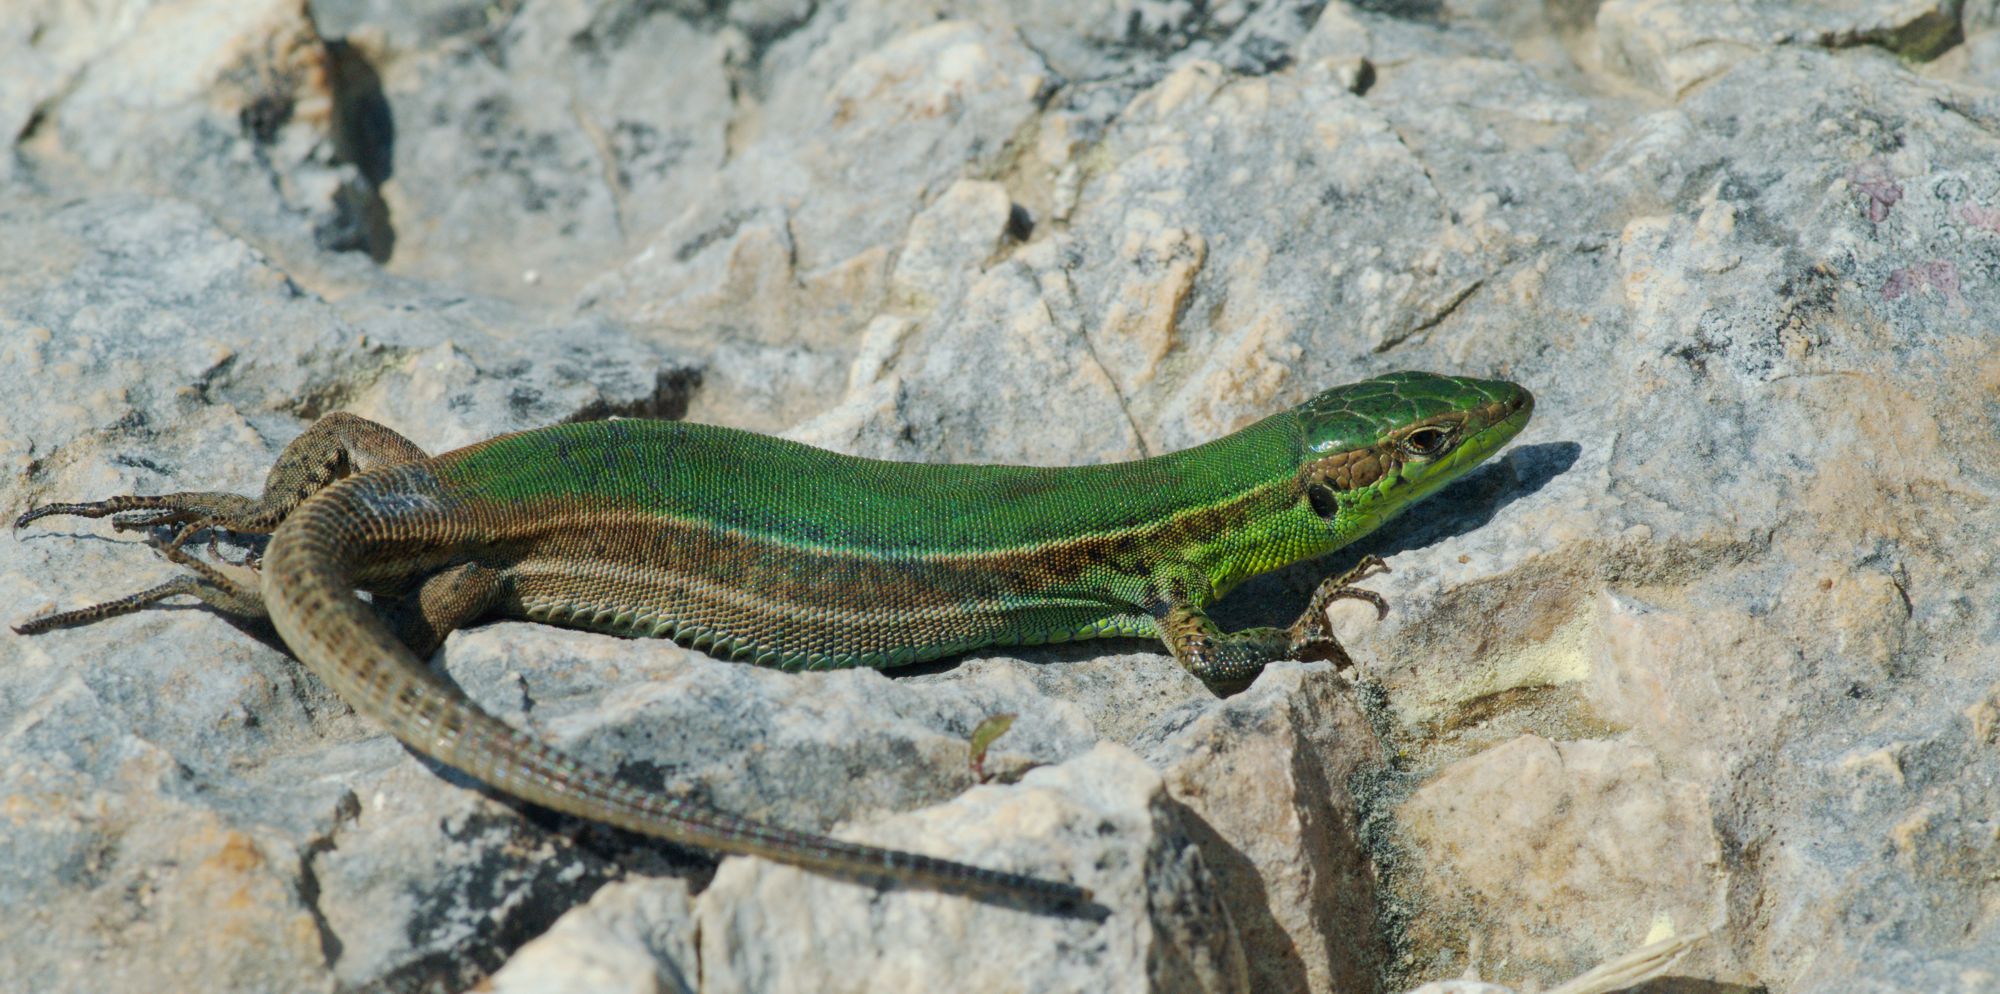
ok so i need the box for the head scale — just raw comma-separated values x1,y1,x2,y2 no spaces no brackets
1294,371,1533,541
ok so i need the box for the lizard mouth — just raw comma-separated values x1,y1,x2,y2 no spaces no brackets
1500,386,1534,431
1454,385,1533,469
1471,384,1534,439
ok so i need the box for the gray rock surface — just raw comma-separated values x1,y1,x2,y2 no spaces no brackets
5,1,1999,992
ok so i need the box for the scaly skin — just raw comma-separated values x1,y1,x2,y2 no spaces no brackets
14,370,1532,910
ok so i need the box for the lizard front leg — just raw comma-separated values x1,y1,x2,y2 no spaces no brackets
1157,555,1391,688
1156,605,1294,687
14,413,430,632
1283,554,1390,667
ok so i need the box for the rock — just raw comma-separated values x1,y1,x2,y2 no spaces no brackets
0,188,694,993
6,1,2000,992
434,624,1106,833
1403,983,1513,994
1396,735,1717,983
584,18,1058,429
694,744,1244,994
0,194,692,470
0,1,153,182
360,0,737,299
888,178,1022,318
1329,38,2000,994
483,878,699,994
864,237,1151,465
1143,663,1390,994
14,0,394,272
1599,0,1967,95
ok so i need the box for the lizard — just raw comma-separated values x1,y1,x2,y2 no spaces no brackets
13,369,1532,911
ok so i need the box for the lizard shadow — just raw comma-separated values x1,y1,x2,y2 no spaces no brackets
414,752,1112,921
886,636,1157,678
1212,439,1577,632
1624,982,1762,993
886,442,1578,679
13,444,1569,938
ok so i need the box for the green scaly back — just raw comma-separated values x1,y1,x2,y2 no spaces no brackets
415,370,1532,670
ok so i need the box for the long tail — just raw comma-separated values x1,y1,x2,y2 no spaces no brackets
262,493,1092,910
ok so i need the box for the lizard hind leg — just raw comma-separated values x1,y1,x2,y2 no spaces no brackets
16,412,431,539
14,536,267,634
14,412,430,633
14,492,263,534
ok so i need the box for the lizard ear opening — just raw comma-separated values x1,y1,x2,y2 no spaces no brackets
1307,481,1339,519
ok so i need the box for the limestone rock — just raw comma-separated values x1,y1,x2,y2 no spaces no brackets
484,879,699,994
1397,735,1717,982
1599,0,1967,95
695,745,1245,994
6,1,1999,992
1144,663,1390,994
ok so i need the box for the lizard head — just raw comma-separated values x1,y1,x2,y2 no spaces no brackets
1293,371,1533,543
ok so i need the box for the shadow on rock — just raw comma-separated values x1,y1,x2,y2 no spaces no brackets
1630,978,1766,994
1214,441,1579,632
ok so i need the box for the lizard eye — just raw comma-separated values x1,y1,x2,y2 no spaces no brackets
1401,426,1452,458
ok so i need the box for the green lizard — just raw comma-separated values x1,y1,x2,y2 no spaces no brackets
14,370,1531,910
